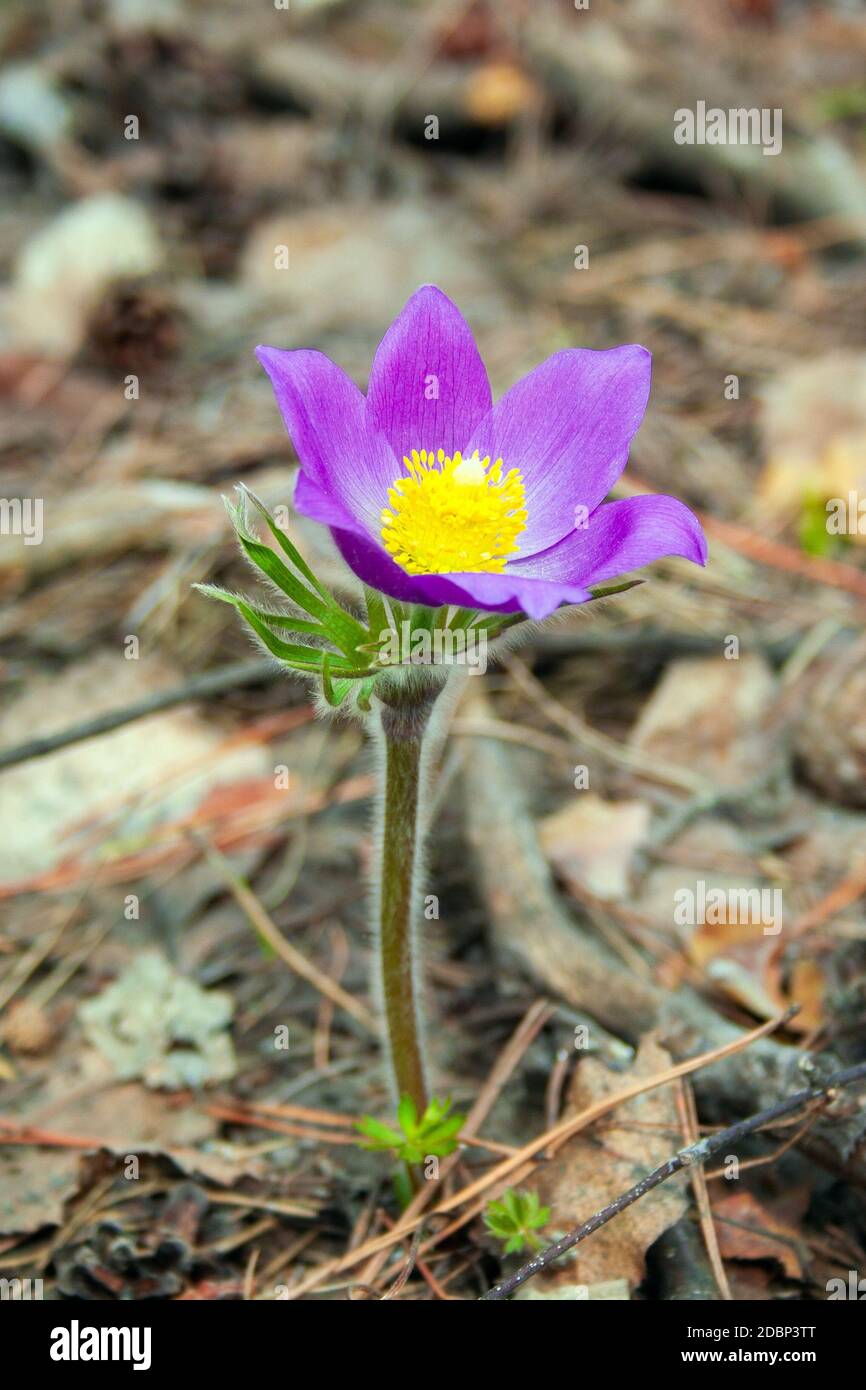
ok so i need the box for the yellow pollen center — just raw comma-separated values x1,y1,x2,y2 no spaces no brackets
380,448,527,575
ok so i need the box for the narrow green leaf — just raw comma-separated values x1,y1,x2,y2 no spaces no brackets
213,597,376,684
470,612,526,637
241,486,370,651
423,1116,465,1148
195,584,331,642
355,1117,404,1150
397,1094,418,1137
238,600,348,672
240,485,332,599
588,578,644,600
484,1212,510,1239
237,531,330,620
355,676,377,712
422,1096,451,1126
321,655,352,707
363,586,388,641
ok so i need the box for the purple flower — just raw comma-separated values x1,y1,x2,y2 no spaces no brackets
256,286,706,621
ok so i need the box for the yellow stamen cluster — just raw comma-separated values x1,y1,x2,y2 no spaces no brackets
380,448,527,575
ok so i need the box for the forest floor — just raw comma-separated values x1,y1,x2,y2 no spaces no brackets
1,0,866,1300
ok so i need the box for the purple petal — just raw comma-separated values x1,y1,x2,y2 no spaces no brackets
409,571,592,619
365,285,493,462
507,494,707,587
257,346,397,532
465,345,652,556
294,470,430,603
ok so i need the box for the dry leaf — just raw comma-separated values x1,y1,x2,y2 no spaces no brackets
540,794,650,901
786,959,825,1034
0,1147,83,1236
688,920,786,1020
687,922,825,1032
712,1190,806,1281
0,650,271,885
630,655,777,788
529,1035,688,1293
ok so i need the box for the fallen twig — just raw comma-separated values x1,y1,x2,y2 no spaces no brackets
480,1059,866,1300
675,1078,731,1301
0,657,277,772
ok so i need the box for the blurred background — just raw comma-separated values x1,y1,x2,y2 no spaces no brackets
1,0,866,1302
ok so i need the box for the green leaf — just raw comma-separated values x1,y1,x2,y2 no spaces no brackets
363,586,388,642
224,491,332,621
469,612,526,637
237,531,329,619
354,1095,465,1165
240,486,369,653
421,1115,464,1147
355,676,377,713
483,1188,550,1256
195,584,332,642
502,1190,523,1224
199,587,351,673
355,1116,404,1151
397,1093,418,1136
588,578,644,600
239,485,332,599
321,654,352,707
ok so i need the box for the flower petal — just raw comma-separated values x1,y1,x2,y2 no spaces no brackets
466,345,652,556
507,494,707,587
294,470,429,603
257,346,397,531
365,285,493,462
408,571,592,619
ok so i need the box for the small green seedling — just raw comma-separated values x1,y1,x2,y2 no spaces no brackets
483,1188,551,1255
356,1094,465,1166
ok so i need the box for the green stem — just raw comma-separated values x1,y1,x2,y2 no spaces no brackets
376,685,437,1117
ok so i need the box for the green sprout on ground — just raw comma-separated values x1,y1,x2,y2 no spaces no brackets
356,1095,465,1166
483,1188,551,1255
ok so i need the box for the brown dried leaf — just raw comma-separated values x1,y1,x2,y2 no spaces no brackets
540,794,651,902
629,655,778,789
530,1035,688,1293
712,1190,806,1281
687,923,825,1033
687,920,786,1020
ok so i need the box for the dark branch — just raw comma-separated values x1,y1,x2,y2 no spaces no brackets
0,657,278,772
480,1058,866,1300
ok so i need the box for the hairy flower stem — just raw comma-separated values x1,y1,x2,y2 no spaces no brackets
376,684,438,1121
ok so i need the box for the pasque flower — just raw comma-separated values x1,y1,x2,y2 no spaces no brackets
256,284,706,622
203,288,709,1170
